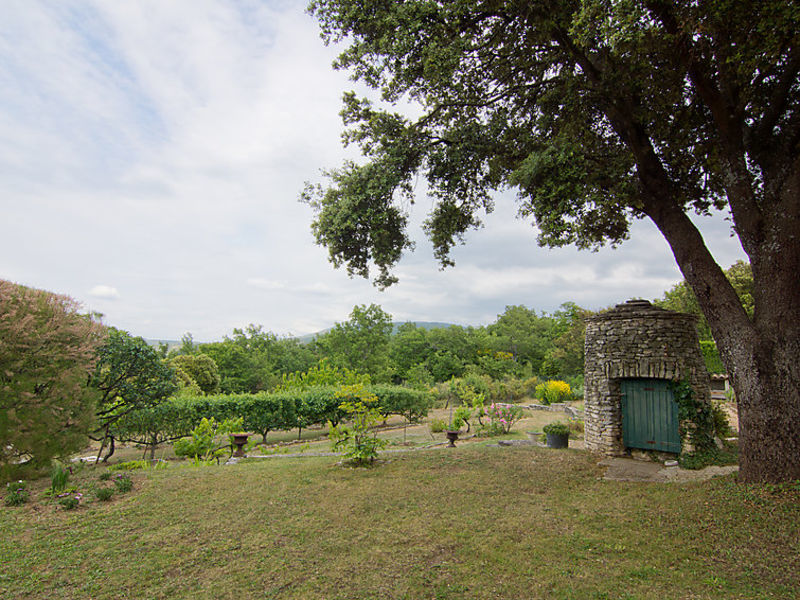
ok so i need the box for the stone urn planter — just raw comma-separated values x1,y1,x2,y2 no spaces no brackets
445,430,460,448
543,423,570,449
231,433,250,457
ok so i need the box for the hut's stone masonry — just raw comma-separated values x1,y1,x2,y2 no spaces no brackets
584,299,711,455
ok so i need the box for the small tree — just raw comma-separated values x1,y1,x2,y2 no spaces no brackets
168,353,221,395
89,328,179,462
329,384,387,466
173,417,243,465
0,280,103,480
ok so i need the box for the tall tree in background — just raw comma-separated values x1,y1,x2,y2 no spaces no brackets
305,1,800,482
314,304,394,381
487,305,554,373
656,260,754,342
0,281,103,479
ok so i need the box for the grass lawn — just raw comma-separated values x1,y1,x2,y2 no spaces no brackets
2,443,798,600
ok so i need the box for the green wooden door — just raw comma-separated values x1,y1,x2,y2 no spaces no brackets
621,378,681,453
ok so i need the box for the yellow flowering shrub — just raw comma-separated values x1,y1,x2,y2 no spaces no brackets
534,380,573,405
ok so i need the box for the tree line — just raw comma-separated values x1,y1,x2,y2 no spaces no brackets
172,301,590,394
1,262,747,480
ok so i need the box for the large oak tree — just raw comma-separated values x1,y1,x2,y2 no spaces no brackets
303,1,800,482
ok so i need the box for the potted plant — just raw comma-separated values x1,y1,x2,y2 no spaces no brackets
445,406,472,447
543,422,570,449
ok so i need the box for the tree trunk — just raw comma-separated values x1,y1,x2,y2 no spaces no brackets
149,434,158,461
641,178,800,483
734,333,800,483
102,436,115,463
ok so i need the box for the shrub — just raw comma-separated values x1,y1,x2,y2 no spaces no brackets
568,419,585,437
173,417,243,463
0,280,103,481
94,487,114,502
58,494,81,510
50,463,71,495
481,403,523,435
429,418,447,433
450,405,473,431
109,460,150,471
4,480,29,506
522,376,542,398
711,400,733,438
112,474,133,493
329,384,387,466
535,380,573,405
543,422,570,436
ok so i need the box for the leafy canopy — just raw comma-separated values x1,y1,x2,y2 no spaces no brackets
304,1,799,287
90,328,179,437
0,280,103,478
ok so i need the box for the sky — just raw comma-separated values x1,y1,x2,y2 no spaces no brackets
0,0,746,342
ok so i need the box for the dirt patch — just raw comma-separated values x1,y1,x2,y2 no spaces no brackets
599,456,738,483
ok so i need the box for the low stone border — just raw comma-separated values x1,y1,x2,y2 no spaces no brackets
519,402,584,419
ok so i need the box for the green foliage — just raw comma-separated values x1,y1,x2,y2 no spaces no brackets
200,325,318,394
50,463,70,494
112,474,133,493
173,417,243,463
0,280,103,481
656,261,754,343
450,405,473,431
486,305,554,375
370,384,432,423
313,304,394,381
115,384,427,449
329,385,387,465
57,495,80,510
543,422,571,437
278,359,369,390
711,401,733,439
700,341,725,374
90,328,179,460
4,480,29,506
94,487,114,502
535,381,573,406
669,379,717,459
169,353,221,395
540,304,591,381
429,418,447,434
678,445,739,470
480,403,523,435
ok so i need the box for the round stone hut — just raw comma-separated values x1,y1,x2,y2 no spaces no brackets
583,299,711,456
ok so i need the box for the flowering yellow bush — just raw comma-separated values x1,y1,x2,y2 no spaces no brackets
535,380,573,405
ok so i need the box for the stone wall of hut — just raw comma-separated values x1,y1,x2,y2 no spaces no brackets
584,299,711,455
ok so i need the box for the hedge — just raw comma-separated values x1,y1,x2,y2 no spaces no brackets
114,385,432,447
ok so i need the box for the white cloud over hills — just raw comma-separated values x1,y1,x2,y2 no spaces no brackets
0,1,746,341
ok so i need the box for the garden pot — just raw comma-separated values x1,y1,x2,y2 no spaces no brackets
445,430,459,448
545,432,569,449
231,433,249,457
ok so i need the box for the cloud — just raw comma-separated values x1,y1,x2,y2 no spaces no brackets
88,285,120,300
246,278,286,291
0,2,747,341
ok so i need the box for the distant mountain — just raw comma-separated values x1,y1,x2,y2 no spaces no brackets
144,339,181,350
295,321,457,344
146,321,459,348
